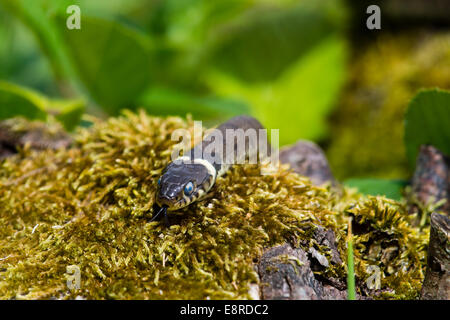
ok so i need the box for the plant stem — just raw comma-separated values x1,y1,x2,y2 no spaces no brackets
347,217,356,300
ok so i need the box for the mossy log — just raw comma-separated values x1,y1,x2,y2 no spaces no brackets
410,145,450,219
257,225,348,300
0,118,72,159
256,139,346,299
0,113,429,299
257,243,347,300
420,212,450,300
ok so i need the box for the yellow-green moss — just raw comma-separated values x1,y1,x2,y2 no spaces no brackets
0,111,428,299
343,196,429,299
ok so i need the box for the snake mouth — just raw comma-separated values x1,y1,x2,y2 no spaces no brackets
149,204,168,222
168,198,189,210
156,195,188,210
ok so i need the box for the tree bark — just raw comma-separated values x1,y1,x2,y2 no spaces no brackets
420,212,450,300
0,119,72,159
410,144,449,218
257,243,348,300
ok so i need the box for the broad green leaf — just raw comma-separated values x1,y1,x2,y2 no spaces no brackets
144,0,346,90
209,2,339,82
404,89,450,165
206,35,347,145
344,178,407,200
0,11,57,94
137,86,250,122
57,15,153,113
49,98,86,131
0,0,77,84
0,81,85,130
0,81,47,120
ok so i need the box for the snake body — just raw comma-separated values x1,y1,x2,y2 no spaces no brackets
153,116,267,221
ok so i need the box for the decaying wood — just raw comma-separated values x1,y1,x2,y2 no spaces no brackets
408,145,450,298
257,140,347,300
257,243,348,300
308,224,342,267
384,0,450,22
410,144,449,217
0,119,72,159
279,140,336,186
420,212,450,300
256,224,348,300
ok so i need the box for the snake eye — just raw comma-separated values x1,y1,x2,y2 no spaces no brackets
184,181,194,196
157,178,161,186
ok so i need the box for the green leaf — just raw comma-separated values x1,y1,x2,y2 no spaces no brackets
137,86,250,122
206,35,347,145
0,81,85,130
57,15,153,113
0,81,47,120
347,237,355,300
49,98,86,131
404,89,450,165
210,2,339,82
203,1,348,145
344,178,407,200
0,0,77,84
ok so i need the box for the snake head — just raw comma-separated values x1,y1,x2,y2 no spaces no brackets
155,158,216,210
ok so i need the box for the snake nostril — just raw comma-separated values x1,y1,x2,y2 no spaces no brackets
159,192,177,201
169,190,181,199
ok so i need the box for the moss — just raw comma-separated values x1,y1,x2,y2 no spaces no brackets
327,32,450,179
343,196,429,299
0,111,428,299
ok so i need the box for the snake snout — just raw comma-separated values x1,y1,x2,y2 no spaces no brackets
156,191,180,207
161,188,181,200
158,194,175,202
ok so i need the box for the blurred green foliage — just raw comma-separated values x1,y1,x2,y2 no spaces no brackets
58,15,154,112
344,178,407,201
0,80,85,130
342,88,450,200
327,32,450,180
0,81,47,121
208,35,346,144
2,0,448,187
0,0,348,141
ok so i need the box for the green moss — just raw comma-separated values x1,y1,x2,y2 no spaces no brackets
0,111,428,299
343,196,429,299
